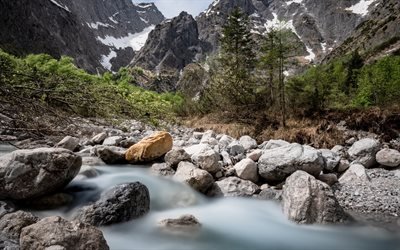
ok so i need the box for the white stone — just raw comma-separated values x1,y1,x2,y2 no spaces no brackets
376,148,400,168
234,158,259,183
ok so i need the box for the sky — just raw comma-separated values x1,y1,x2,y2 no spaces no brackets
133,0,214,18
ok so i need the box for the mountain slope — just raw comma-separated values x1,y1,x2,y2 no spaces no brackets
0,0,164,72
325,0,400,62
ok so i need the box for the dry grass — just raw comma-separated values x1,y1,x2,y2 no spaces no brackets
184,114,346,149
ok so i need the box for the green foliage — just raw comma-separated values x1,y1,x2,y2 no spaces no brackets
0,50,183,128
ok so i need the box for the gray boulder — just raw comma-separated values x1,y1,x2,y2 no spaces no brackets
219,135,234,149
318,173,338,186
74,182,150,226
95,146,126,164
376,148,400,168
338,164,370,184
165,149,191,169
20,216,109,250
234,158,259,183
195,149,221,174
227,141,245,156
337,159,350,173
102,136,123,146
320,149,340,172
282,171,349,224
207,177,259,197
174,161,214,194
263,139,290,150
91,132,108,145
257,188,282,201
348,138,380,168
0,148,81,200
151,163,175,177
239,136,257,151
56,136,80,151
258,143,324,183
0,211,38,249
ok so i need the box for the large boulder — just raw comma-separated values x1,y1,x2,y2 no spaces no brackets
165,149,191,169
207,177,259,197
0,148,81,200
234,158,259,183
239,136,257,151
376,148,400,168
263,139,290,150
347,138,380,168
258,144,324,183
174,161,214,194
282,171,350,224
125,131,173,163
20,216,109,250
74,182,150,226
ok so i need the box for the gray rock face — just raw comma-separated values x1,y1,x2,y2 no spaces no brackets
74,182,150,226
376,148,400,168
174,161,214,194
20,216,109,250
234,158,259,183
165,149,191,169
258,143,324,183
56,136,80,151
197,0,365,62
207,177,259,197
0,148,81,200
282,171,349,224
95,146,126,164
132,11,203,73
348,138,380,168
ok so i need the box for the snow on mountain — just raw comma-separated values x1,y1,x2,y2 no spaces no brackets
345,0,377,17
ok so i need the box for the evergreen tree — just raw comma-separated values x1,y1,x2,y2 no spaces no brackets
212,7,256,109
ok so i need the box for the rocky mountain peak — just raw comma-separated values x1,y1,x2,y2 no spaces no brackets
131,11,203,73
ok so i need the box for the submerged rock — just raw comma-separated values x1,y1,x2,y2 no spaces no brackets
125,131,173,163
158,214,201,232
74,182,150,226
151,163,175,177
0,148,81,200
282,171,350,224
20,216,109,250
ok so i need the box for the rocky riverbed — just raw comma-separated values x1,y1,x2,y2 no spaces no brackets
0,119,400,249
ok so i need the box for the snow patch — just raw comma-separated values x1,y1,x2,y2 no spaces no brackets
321,42,327,53
49,0,71,12
205,0,220,17
286,0,303,5
100,50,117,71
137,3,154,8
345,0,376,17
140,17,149,24
305,46,316,62
264,13,300,39
87,22,115,29
97,25,155,51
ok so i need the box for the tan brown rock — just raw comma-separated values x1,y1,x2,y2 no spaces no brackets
125,131,173,163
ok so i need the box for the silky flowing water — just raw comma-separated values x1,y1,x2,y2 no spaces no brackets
1,144,399,250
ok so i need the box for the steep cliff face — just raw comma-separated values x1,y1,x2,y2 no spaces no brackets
0,0,164,72
196,0,376,62
132,12,203,72
325,0,400,62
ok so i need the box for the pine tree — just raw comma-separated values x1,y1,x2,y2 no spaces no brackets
214,7,256,109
